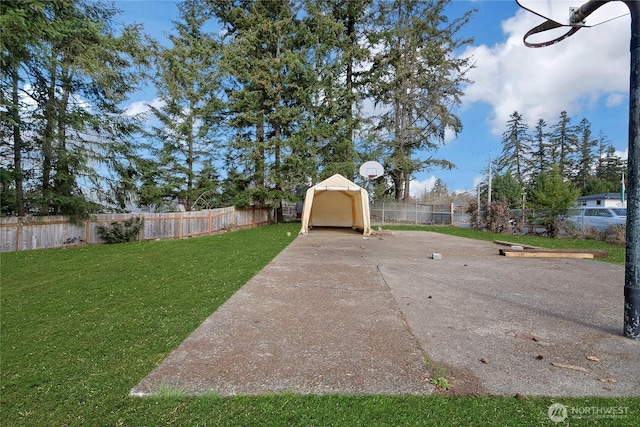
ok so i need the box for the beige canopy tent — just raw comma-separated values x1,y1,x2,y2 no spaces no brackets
299,174,372,236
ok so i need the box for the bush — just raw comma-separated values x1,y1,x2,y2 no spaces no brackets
602,224,626,246
485,201,514,233
466,200,514,233
97,217,143,244
466,200,482,230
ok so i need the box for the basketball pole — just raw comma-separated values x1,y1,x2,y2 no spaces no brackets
519,0,639,337
623,0,640,338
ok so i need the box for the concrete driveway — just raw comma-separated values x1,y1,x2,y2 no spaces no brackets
131,229,639,397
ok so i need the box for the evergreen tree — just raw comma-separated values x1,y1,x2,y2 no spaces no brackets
530,118,550,179
146,0,223,210
594,131,610,179
190,159,224,209
212,0,314,218
584,176,615,195
572,118,597,194
528,166,580,237
491,172,522,209
2,0,147,215
0,0,49,215
309,0,371,180
496,111,530,185
590,133,626,192
428,178,449,201
598,145,627,190
549,111,577,179
290,1,342,184
367,0,473,202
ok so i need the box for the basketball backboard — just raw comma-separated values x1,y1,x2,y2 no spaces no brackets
359,161,384,180
516,0,628,27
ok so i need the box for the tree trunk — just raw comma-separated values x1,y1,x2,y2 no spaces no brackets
186,100,194,211
255,115,265,188
41,64,57,212
54,79,72,214
274,125,284,223
10,63,25,216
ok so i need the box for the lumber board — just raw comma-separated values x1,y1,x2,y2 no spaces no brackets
492,240,542,250
499,248,608,259
500,249,594,259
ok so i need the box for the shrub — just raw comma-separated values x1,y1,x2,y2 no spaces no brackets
559,220,580,238
485,201,514,233
96,217,143,244
467,200,514,233
534,210,564,238
528,167,580,238
466,200,482,230
602,224,626,246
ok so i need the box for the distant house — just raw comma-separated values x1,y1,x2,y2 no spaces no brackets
576,193,626,208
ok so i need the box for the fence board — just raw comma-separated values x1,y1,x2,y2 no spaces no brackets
0,207,271,252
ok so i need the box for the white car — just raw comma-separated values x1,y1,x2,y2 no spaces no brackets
566,207,627,231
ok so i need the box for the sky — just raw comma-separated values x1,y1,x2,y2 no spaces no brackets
114,0,631,197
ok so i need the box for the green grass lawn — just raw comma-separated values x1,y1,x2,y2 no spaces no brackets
1,223,636,426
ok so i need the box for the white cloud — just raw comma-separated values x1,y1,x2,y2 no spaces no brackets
472,175,485,189
409,175,437,197
21,84,38,109
461,5,630,134
124,97,165,117
616,148,628,160
444,126,458,144
606,92,626,108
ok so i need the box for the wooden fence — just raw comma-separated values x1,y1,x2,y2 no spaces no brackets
0,207,272,252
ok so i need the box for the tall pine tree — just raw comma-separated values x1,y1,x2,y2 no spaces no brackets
549,110,577,179
145,0,223,210
213,0,315,219
496,111,530,185
573,118,597,194
367,0,473,202
2,0,147,215
530,118,550,180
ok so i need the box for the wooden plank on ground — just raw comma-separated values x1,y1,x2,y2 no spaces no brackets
493,240,542,250
499,248,608,259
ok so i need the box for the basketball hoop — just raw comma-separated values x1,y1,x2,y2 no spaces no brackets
523,19,581,48
517,0,629,48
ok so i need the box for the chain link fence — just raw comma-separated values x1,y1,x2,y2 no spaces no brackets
370,202,469,226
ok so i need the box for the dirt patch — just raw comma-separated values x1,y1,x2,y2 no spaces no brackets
431,362,489,396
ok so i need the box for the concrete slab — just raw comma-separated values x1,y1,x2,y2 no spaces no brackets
131,229,640,397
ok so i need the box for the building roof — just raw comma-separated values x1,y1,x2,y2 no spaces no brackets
577,192,622,201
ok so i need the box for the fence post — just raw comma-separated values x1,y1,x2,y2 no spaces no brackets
233,207,238,229
450,203,455,225
137,215,143,242
415,201,418,225
16,217,23,251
